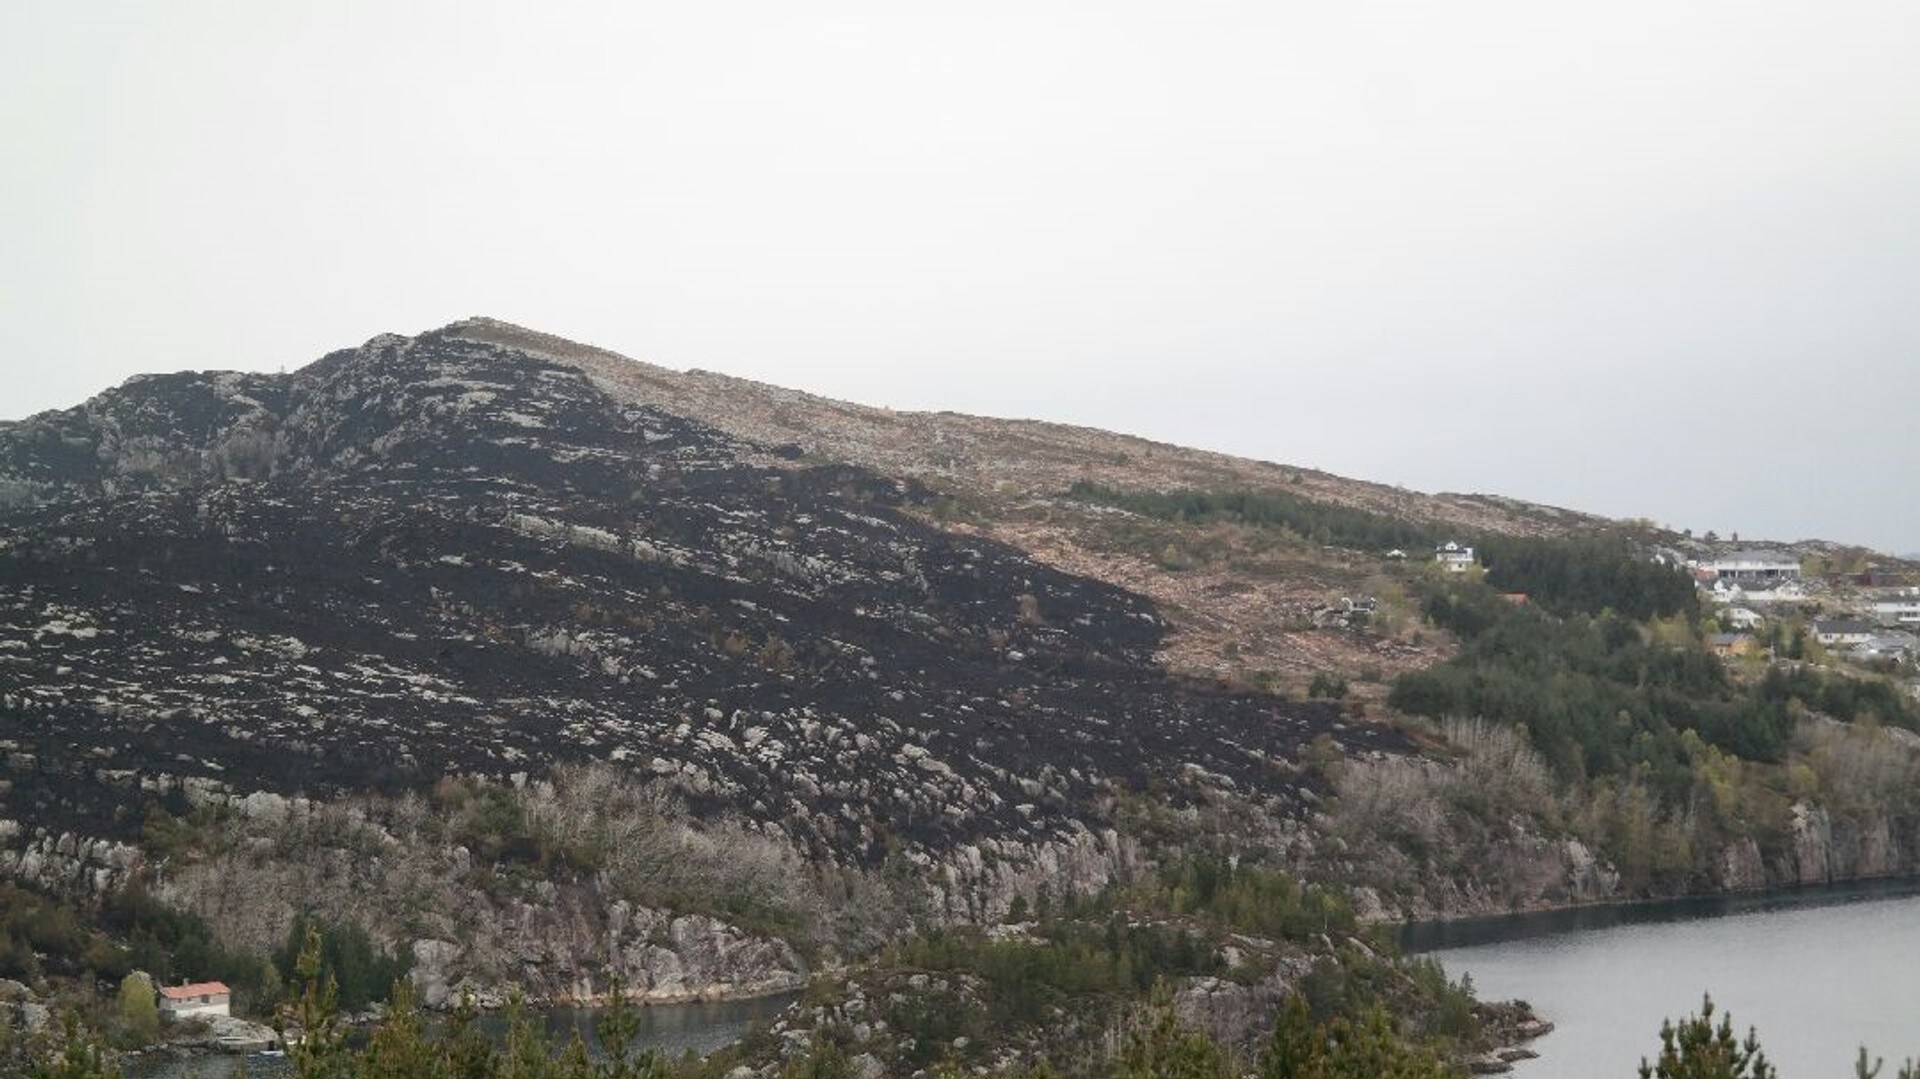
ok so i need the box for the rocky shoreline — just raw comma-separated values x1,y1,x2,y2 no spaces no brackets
1464,1000,1555,1075
1395,868,1920,953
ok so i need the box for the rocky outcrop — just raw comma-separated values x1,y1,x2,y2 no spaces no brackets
1719,837,1766,892
1329,721,1920,922
1767,803,1918,888
0,975,52,1074
0,825,140,896
409,906,806,1008
1172,964,1308,1048
1342,792,1920,924
920,824,1141,924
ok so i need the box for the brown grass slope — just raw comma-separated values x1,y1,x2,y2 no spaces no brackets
442,318,1601,691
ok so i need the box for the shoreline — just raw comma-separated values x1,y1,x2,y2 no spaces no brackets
1395,869,1920,953
122,984,808,1068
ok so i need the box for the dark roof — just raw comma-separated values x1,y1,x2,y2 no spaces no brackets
1713,549,1799,564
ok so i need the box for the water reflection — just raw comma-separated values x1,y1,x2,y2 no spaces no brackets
1400,874,1920,953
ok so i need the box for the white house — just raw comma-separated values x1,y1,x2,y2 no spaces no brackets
158,981,231,1020
1724,607,1764,630
1872,591,1920,627
1434,541,1476,573
1699,549,1802,584
1812,619,1877,648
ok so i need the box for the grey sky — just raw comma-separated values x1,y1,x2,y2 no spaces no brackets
4,2,1917,552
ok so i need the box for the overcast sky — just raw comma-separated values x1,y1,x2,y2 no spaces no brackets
4,2,1916,552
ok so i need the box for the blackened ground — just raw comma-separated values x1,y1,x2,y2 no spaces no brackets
0,328,1410,860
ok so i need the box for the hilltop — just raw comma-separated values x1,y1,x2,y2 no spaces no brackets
3,320,1918,1075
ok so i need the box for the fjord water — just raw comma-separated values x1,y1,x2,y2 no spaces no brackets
1421,883,1920,1077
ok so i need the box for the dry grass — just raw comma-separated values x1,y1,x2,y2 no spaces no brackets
445,318,1591,685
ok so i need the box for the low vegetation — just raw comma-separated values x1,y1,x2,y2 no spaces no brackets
141,762,848,1002
1064,482,1697,621
745,855,1485,1076
22,957,1917,1079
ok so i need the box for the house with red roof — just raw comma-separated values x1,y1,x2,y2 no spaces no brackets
158,981,231,1019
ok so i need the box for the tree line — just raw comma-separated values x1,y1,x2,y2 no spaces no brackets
1063,482,1697,622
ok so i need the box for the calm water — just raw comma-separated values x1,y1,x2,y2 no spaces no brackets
124,993,800,1079
1422,883,1920,1078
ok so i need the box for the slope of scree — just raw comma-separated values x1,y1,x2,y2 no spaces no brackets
0,327,1408,863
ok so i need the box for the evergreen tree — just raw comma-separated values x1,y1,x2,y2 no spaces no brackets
1855,1048,1920,1079
1638,995,1776,1079
280,925,350,1079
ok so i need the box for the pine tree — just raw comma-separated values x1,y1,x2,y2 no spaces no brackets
1638,995,1776,1079
280,925,349,1079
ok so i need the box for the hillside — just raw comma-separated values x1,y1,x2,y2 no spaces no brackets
449,319,1611,689
5,320,1919,1076
1,324,1436,853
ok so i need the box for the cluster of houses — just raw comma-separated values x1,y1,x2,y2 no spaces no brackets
1383,540,1913,690
1692,549,1811,603
1689,549,1919,675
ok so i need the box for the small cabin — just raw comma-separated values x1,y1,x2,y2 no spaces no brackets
159,981,231,1020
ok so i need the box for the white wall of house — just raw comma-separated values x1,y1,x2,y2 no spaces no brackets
1435,542,1475,573
160,994,230,1019
1873,599,1920,626
1705,553,1802,581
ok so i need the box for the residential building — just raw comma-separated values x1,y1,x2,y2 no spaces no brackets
1724,607,1764,630
1872,590,1920,627
1811,618,1877,648
1434,541,1476,573
158,982,231,1020
1699,549,1802,584
1708,633,1763,659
